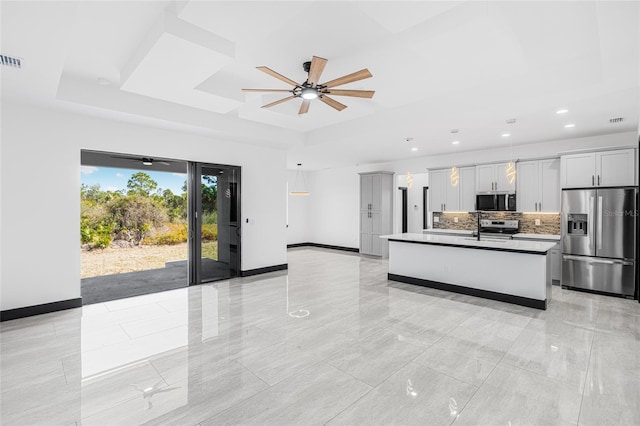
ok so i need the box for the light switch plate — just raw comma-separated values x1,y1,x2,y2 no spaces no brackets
454,217,459,223
434,216,440,223
535,219,541,226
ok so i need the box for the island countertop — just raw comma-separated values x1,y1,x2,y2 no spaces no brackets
381,233,556,255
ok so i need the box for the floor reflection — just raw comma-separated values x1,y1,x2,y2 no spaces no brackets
1,248,639,425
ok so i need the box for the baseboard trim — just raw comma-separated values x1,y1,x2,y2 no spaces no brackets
287,242,359,253
1,298,83,322
388,273,547,310
240,264,288,277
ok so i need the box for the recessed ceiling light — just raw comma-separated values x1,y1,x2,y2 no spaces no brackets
564,123,575,128
556,109,568,114
501,133,510,137
411,147,418,151
452,140,460,145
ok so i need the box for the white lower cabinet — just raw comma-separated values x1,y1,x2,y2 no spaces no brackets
512,236,561,282
550,246,561,282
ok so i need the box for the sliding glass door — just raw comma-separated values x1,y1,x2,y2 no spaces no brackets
188,163,241,284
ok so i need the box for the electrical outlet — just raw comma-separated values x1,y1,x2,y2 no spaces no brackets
454,217,459,223
535,219,541,226
434,216,440,223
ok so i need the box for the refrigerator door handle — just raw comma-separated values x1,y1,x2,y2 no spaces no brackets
563,255,634,266
589,196,595,251
597,195,603,251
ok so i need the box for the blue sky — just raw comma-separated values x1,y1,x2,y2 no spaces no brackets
81,166,186,194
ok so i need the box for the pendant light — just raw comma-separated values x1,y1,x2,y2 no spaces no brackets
450,167,459,187
504,122,517,184
290,163,310,196
406,171,414,189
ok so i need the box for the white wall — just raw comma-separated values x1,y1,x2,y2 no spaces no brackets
1,102,288,311
286,169,310,244
307,166,360,249
395,173,429,233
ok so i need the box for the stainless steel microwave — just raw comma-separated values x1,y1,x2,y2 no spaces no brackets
476,193,517,211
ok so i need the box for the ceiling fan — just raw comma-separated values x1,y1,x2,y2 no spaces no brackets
109,155,172,166
242,56,375,115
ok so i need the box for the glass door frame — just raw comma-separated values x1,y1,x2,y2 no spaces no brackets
188,162,241,285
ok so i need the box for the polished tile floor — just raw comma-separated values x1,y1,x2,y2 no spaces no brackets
2,248,639,425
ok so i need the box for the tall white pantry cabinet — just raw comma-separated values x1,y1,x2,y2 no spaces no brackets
360,172,394,257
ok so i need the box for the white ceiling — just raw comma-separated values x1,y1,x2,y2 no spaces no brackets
1,1,638,170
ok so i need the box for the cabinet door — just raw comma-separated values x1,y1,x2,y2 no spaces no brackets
429,170,446,211
516,161,538,212
360,211,372,254
561,153,596,188
445,168,460,211
551,248,561,281
476,165,495,192
360,175,373,210
597,149,636,187
371,174,383,210
539,158,560,212
370,212,382,256
496,162,516,192
459,167,476,211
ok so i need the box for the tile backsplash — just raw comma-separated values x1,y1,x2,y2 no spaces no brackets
432,211,560,235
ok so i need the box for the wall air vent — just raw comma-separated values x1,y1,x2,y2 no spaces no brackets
609,117,624,123
1,55,22,68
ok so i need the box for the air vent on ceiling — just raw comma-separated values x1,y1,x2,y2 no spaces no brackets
609,117,624,123
1,54,21,68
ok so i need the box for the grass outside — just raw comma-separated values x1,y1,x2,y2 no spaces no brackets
81,241,218,278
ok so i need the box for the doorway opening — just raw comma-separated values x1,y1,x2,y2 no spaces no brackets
398,187,408,233
423,186,429,229
80,151,241,304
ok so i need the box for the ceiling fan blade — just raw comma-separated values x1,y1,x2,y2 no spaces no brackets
322,89,375,98
307,56,328,85
298,99,311,115
319,95,347,111
256,66,299,87
261,95,296,109
242,88,292,93
320,68,372,88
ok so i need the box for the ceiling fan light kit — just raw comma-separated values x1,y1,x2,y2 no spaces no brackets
242,56,375,115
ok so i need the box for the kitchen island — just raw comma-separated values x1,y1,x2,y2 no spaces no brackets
381,233,557,309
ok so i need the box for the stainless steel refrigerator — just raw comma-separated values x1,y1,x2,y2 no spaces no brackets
562,187,637,296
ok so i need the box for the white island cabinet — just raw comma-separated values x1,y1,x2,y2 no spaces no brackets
381,233,556,309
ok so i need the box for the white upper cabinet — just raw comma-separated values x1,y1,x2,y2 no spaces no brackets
430,167,474,212
516,161,539,212
517,158,560,212
476,164,495,192
476,163,515,192
561,148,636,188
539,158,561,212
459,167,476,211
597,149,636,187
429,169,446,212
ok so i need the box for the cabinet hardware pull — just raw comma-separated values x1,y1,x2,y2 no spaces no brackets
592,175,594,186
597,175,600,186
539,202,542,211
